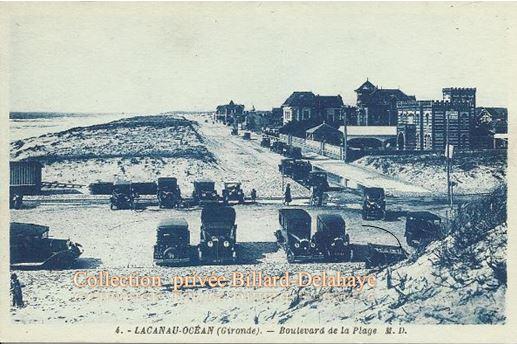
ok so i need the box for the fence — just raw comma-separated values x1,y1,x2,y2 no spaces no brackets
276,134,506,162
279,134,343,159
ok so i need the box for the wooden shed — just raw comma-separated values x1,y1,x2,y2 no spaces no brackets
10,160,43,195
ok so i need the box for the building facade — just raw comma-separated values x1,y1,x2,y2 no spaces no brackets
397,97,474,151
355,80,415,126
282,92,344,125
215,100,245,123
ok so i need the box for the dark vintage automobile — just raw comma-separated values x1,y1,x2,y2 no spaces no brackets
231,128,238,135
271,141,286,154
198,206,238,264
364,243,406,268
222,182,245,204
275,209,317,263
312,214,351,261
278,158,296,176
192,180,220,205
291,160,312,182
157,177,182,208
404,212,445,247
10,222,83,269
242,132,251,140
153,218,191,266
308,171,329,189
283,146,302,159
110,180,135,210
88,181,114,195
260,136,271,148
362,187,386,220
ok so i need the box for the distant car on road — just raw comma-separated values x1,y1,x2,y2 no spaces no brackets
242,132,251,140
192,180,219,206
362,187,386,220
157,177,182,208
10,222,83,269
153,218,191,266
404,211,445,247
198,206,238,264
110,180,135,210
222,182,245,205
260,136,271,148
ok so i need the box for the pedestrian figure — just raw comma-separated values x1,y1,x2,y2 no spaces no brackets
250,188,257,202
316,185,324,207
10,273,24,308
284,183,292,205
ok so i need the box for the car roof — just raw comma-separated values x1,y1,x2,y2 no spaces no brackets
158,218,188,229
407,211,441,220
279,208,311,221
158,177,177,181
10,222,49,237
201,205,236,224
317,214,345,226
195,179,214,183
365,187,384,192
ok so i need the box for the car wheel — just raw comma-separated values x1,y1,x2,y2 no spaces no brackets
110,203,115,210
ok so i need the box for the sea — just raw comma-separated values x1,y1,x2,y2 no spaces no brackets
9,112,138,141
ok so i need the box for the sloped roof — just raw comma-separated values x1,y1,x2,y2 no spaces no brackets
316,95,344,108
282,92,316,107
367,89,415,103
306,123,341,134
355,80,377,92
339,125,397,136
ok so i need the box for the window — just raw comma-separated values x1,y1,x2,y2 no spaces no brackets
303,109,311,120
407,114,414,124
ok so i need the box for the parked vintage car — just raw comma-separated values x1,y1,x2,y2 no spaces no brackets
292,160,312,182
242,132,251,140
404,211,445,247
284,146,302,159
275,209,316,263
364,243,406,268
312,214,351,261
362,187,386,220
192,180,219,205
260,136,271,148
153,218,191,266
10,222,83,269
308,171,329,189
110,180,135,210
278,158,296,176
157,177,182,208
222,182,245,204
198,206,238,264
271,141,286,154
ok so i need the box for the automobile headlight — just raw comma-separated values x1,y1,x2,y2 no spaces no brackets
207,241,214,248
294,243,300,248
223,241,230,248
310,242,316,248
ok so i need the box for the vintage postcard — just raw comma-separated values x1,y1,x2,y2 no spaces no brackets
0,2,516,343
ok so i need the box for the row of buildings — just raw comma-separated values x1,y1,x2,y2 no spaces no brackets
214,80,508,151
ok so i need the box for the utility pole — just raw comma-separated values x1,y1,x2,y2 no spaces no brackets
342,108,348,162
445,111,454,209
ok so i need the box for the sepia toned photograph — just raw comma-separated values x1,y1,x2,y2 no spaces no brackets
0,2,515,343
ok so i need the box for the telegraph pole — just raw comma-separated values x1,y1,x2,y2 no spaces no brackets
342,108,348,162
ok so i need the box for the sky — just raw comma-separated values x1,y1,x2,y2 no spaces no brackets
7,2,515,113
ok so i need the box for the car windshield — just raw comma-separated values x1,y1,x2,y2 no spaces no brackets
366,189,383,198
196,182,214,190
114,185,131,193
